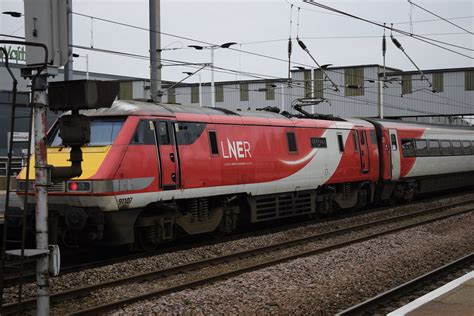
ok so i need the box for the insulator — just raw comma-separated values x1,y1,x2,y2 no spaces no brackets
382,35,386,55
288,39,292,54
297,38,307,50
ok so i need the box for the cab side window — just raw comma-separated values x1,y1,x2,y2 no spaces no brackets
158,121,171,145
131,120,155,144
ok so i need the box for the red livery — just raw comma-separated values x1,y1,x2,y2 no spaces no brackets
17,101,474,249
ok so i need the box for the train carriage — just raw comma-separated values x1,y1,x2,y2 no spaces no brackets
368,119,474,202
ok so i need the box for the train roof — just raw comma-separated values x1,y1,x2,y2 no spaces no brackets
366,118,474,131
78,100,357,129
84,100,292,120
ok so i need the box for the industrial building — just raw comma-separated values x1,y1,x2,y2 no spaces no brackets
162,64,473,123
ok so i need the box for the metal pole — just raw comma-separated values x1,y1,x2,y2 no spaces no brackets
211,47,215,108
199,73,202,107
64,0,73,81
311,69,315,114
85,54,89,80
378,80,384,119
32,74,50,316
149,0,161,102
280,85,285,112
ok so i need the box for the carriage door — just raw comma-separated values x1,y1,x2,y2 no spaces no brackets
388,129,400,180
154,120,179,190
358,129,370,173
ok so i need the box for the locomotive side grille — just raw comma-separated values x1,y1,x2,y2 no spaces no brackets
17,181,66,193
48,182,66,193
249,191,315,223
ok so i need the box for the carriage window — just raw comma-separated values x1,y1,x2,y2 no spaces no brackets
287,132,298,152
463,141,472,155
370,130,377,144
452,140,462,155
353,131,359,152
337,134,344,152
440,140,452,156
429,140,440,156
401,138,415,157
208,131,219,155
131,120,155,145
391,134,398,151
158,121,171,145
415,139,428,156
359,131,365,145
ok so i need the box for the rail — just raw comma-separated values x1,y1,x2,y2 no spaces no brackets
3,199,472,315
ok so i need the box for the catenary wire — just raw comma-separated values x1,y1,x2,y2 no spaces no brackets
407,0,473,35
1,34,470,116
302,0,474,57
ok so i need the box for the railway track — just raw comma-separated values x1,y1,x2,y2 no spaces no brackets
3,198,473,315
337,252,474,315
3,189,473,289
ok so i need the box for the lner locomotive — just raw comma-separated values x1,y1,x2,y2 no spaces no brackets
17,101,474,250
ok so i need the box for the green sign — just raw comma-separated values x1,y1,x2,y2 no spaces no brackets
0,45,26,63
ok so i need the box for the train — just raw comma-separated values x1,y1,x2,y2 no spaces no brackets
16,100,474,250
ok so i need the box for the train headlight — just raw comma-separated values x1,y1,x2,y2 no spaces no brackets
66,181,92,192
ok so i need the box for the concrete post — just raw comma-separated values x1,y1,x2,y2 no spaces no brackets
64,0,73,81
211,47,215,108
378,80,384,119
32,74,50,316
149,0,162,102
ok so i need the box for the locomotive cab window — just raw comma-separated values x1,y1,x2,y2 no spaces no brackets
176,122,206,145
158,121,171,145
50,118,125,147
131,120,155,145
429,140,440,156
208,131,219,156
401,139,415,157
287,132,298,152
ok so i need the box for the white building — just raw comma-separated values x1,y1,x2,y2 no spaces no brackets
157,64,473,124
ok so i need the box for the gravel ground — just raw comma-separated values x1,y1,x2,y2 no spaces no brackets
4,193,474,310
109,212,474,315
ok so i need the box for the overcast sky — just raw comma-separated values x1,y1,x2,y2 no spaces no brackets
1,0,473,83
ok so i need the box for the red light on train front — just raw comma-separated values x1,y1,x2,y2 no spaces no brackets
68,182,78,191
66,181,91,192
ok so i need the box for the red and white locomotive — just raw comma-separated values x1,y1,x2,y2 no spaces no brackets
17,101,474,249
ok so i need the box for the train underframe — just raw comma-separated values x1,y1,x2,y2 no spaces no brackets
15,171,474,250
39,181,376,250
